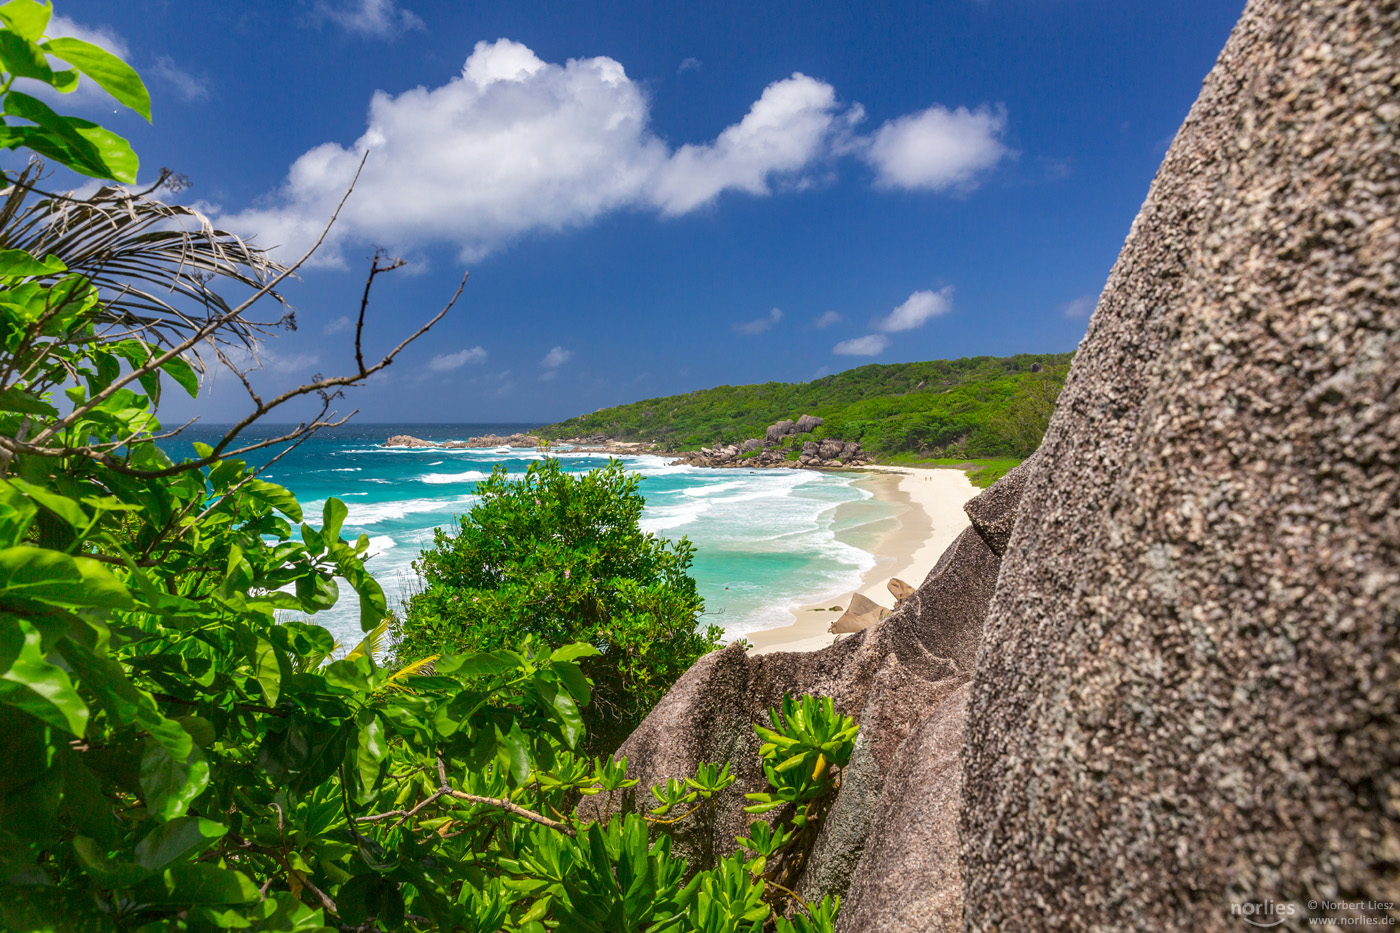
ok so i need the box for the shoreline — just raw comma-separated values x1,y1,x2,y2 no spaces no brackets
743,465,979,654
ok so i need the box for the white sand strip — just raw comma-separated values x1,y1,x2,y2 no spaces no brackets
744,466,978,654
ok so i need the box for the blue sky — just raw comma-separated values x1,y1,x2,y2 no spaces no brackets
44,0,1243,423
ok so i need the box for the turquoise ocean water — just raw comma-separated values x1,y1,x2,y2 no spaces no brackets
177,424,895,648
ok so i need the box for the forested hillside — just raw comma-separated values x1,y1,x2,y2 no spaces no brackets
541,353,1073,459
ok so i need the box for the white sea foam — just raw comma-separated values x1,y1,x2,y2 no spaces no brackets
681,480,745,497
366,535,397,556
639,499,711,532
420,470,489,484
329,467,361,472
301,494,478,527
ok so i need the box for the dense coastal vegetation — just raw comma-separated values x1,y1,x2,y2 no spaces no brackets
392,459,724,754
0,14,843,931
540,354,1072,467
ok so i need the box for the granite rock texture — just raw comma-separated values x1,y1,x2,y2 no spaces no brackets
837,683,969,933
961,1,1400,929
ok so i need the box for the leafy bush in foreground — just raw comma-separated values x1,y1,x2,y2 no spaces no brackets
394,458,724,754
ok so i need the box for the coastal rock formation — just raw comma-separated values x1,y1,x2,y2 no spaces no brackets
962,1,1400,929
764,419,797,443
886,578,915,606
795,414,824,434
586,474,1020,928
828,592,887,635
384,432,540,449
669,425,870,470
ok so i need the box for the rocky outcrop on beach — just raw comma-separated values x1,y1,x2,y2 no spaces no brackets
583,472,1018,929
605,0,1399,928
384,433,541,449
961,1,1400,928
669,415,871,469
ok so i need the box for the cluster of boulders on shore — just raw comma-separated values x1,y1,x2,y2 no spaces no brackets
384,433,541,449
553,438,659,454
669,414,872,470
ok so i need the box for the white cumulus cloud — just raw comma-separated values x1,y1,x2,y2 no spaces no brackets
315,0,424,37
649,74,848,215
540,346,573,370
876,286,953,332
861,104,1008,192
1061,294,1096,318
814,310,843,328
428,346,487,371
833,334,889,356
218,40,1007,264
152,56,210,102
322,315,353,335
734,307,783,335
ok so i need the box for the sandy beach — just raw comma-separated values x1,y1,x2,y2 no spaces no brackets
743,465,979,654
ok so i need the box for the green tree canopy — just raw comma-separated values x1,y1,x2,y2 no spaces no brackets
394,458,723,753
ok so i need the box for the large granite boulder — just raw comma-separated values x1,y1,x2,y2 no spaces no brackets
765,420,798,443
962,1,1400,929
586,474,1019,916
795,414,824,434
838,683,969,933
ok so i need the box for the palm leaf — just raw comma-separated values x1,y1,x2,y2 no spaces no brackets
377,654,440,695
344,619,388,664
0,160,291,364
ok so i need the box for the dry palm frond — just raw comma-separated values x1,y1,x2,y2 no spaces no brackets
0,160,291,363
345,619,389,664
377,654,441,696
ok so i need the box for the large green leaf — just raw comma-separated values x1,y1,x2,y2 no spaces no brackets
161,353,199,398
0,386,56,417
549,643,602,664
0,28,50,80
497,721,531,785
436,650,521,678
0,1,52,41
0,619,87,735
0,546,132,609
253,637,280,706
245,478,302,522
1,92,138,181
321,497,347,541
40,36,150,120
144,863,259,907
353,713,387,802
0,247,64,277
133,817,227,871
139,735,210,821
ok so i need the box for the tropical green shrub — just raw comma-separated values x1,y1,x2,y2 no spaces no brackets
737,695,858,906
394,458,724,753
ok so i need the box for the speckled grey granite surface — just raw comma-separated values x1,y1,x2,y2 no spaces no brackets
961,1,1400,929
